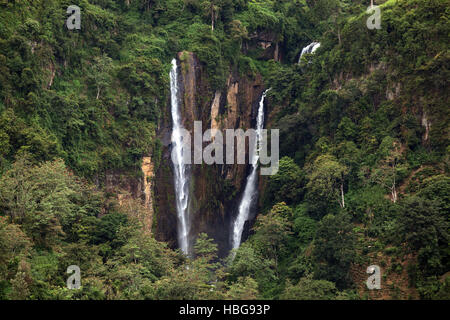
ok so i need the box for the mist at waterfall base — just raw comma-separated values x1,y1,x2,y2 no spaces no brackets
170,58,191,256
231,89,269,252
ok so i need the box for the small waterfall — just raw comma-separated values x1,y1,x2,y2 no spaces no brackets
170,58,190,255
231,89,269,250
298,42,321,64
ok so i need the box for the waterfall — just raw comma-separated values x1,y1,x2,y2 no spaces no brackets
231,89,269,250
170,58,190,255
298,42,321,64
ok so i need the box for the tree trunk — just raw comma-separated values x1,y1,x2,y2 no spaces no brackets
340,183,345,208
391,163,397,203
274,42,279,61
96,87,100,100
391,184,397,203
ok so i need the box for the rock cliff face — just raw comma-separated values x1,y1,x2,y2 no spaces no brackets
141,156,154,232
153,51,266,257
101,157,154,234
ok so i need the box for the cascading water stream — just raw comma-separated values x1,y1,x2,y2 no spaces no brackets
170,58,190,255
298,42,321,64
231,89,269,250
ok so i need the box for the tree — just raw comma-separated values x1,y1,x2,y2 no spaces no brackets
136,0,155,12
191,233,222,298
194,232,218,261
364,136,404,203
417,175,450,212
334,140,361,185
0,216,32,299
88,54,113,100
336,117,357,142
227,241,274,282
265,156,305,208
198,0,221,31
281,274,338,300
148,234,222,300
8,264,30,300
0,155,35,223
252,203,293,273
292,204,317,246
395,196,449,275
306,154,349,216
229,20,248,49
0,155,100,248
312,212,356,289
227,240,275,299
94,212,128,248
226,276,258,299
311,0,351,45
105,226,177,299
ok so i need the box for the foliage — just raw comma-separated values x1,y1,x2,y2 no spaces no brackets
395,196,449,276
306,154,349,217
281,275,339,300
0,0,448,300
313,212,356,290
264,156,305,208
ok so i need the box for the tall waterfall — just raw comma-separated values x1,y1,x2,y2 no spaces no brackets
298,42,321,64
170,58,190,255
231,89,269,250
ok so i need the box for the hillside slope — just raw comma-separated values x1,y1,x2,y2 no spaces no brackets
0,0,448,300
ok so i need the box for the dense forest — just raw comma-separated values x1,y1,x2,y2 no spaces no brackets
0,0,449,300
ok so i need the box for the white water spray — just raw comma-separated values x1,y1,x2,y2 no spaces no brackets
170,58,190,255
298,42,321,64
231,89,269,250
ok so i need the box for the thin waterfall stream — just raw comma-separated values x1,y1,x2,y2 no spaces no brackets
170,58,191,255
231,89,269,250
298,42,321,64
